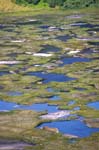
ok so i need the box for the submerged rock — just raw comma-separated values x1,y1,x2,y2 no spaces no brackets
42,126,59,133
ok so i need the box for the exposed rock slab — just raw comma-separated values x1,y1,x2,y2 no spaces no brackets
42,126,59,133
63,133,79,138
84,118,99,128
0,61,21,65
40,110,71,120
33,53,53,57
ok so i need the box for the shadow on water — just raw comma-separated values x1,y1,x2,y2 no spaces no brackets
25,71,76,83
37,120,99,138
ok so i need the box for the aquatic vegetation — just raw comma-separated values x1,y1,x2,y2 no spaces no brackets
0,8,99,150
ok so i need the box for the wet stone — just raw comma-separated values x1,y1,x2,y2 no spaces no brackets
71,21,99,28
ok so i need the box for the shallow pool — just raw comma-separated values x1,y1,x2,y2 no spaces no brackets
37,120,99,138
87,101,99,110
0,100,58,113
25,71,76,83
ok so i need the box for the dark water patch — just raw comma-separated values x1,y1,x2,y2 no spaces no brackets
39,25,50,29
60,57,91,66
88,41,99,46
49,95,61,101
25,71,76,83
87,28,99,32
40,45,60,53
74,87,87,91
71,21,99,28
0,100,58,113
37,120,99,138
0,24,15,29
0,71,11,76
87,101,99,110
80,48,94,54
56,35,72,42
93,69,99,73
7,52,24,58
0,86,4,89
7,52,19,57
0,24,5,29
3,28,14,32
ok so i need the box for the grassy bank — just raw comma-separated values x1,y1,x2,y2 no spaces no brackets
0,0,30,12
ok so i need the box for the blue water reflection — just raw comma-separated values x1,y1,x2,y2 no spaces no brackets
38,120,99,138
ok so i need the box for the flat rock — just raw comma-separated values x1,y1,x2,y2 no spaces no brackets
84,118,99,128
33,53,53,57
0,61,21,65
40,110,71,120
63,133,79,138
